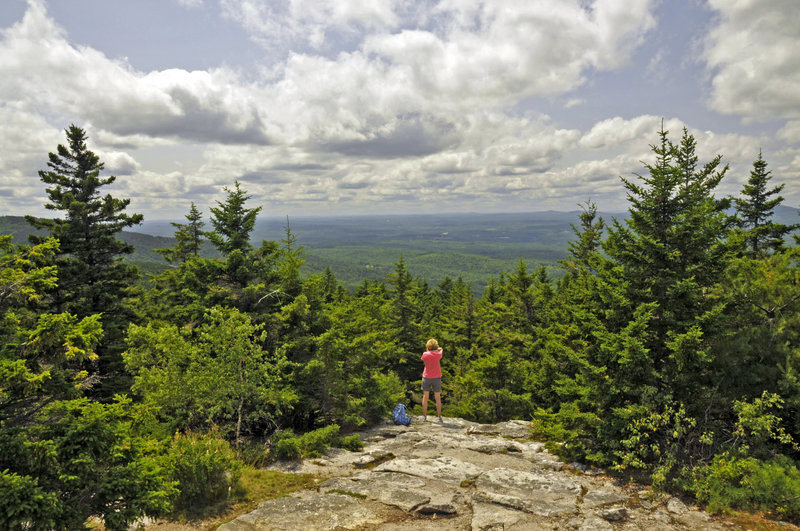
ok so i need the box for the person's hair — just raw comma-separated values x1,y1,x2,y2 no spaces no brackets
426,338,440,351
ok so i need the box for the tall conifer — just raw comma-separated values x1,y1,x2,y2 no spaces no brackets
605,126,730,393
155,202,207,263
26,125,143,395
734,151,797,257
208,181,261,255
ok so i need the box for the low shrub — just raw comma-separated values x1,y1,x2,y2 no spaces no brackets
299,424,341,457
269,425,363,461
0,470,58,530
691,453,800,522
338,434,364,451
164,430,242,513
270,429,302,461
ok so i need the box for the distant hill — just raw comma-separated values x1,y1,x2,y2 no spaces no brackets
4,206,798,291
138,211,591,289
0,216,209,277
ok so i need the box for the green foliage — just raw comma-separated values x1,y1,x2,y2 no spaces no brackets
294,424,341,457
449,347,532,423
532,403,603,465
9,121,800,527
164,430,241,513
733,391,800,458
0,470,58,531
691,454,800,522
0,397,176,531
525,127,800,517
1,230,176,530
268,424,363,461
0,235,58,307
24,125,143,397
305,283,406,429
0,237,105,424
124,307,297,444
270,429,302,460
339,433,365,451
734,151,798,258
208,181,262,255
612,402,698,489
154,202,207,263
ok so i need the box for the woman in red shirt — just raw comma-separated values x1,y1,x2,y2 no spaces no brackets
421,338,443,422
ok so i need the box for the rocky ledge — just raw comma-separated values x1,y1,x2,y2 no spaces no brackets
220,416,734,530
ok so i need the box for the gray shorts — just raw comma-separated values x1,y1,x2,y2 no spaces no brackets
422,377,442,393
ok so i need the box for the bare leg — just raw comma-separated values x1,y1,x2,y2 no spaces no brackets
434,391,442,419
422,391,430,420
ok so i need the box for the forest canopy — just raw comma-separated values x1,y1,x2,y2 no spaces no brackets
2,124,800,528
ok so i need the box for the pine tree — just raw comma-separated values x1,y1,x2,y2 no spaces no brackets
155,202,206,263
25,125,143,396
208,181,261,255
26,125,143,316
562,200,605,275
386,257,421,382
605,126,730,388
598,126,734,476
184,201,206,256
734,151,798,257
278,220,305,298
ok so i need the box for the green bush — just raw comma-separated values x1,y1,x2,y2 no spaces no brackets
338,434,364,451
691,453,800,522
0,470,58,530
299,424,341,457
164,430,242,512
269,425,363,460
531,404,605,466
0,398,176,531
270,429,302,461
235,441,272,468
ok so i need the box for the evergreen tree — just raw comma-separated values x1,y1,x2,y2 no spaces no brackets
208,181,261,255
308,280,403,429
594,126,736,479
154,202,206,263
734,151,798,257
26,125,143,315
0,237,174,530
386,257,421,382
25,125,143,396
605,127,730,394
562,200,605,275
278,220,305,298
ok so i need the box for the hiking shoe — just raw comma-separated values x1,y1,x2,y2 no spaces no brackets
438,416,444,423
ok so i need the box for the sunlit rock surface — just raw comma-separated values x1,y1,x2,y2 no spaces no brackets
219,416,732,530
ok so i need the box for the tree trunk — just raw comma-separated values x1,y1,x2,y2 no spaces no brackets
236,397,243,447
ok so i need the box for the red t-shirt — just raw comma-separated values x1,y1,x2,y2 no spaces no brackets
421,349,443,379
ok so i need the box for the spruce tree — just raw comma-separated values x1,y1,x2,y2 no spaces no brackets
278,220,305,298
26,125,143,315
155,202,206,263
208,181,261,255
387,257,421,382
562,200,605,275
26,125,143,396
605,126,730,390
734,151,797,257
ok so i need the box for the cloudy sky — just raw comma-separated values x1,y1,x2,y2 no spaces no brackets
1,0,799,221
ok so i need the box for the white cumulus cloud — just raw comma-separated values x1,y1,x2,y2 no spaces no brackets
703,0,800,121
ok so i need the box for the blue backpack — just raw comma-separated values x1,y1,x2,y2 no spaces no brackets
392,403,411,426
